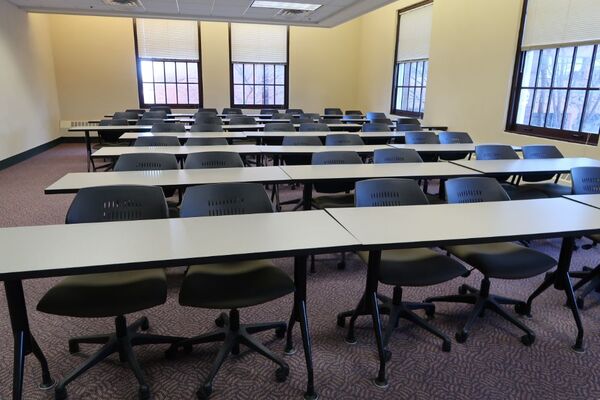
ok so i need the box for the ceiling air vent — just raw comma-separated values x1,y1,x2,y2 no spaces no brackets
276,9,309,16
102,0,145,10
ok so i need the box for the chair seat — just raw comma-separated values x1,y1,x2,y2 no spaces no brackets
37,269,167,318
312,194,354,209
521,182,571,198
179,260,294,309
445,243,556,279
502,184,548,200
359,249,468,286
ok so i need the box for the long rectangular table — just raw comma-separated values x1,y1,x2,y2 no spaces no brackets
120,132,247,140
390,143,523,154
451,157,600,174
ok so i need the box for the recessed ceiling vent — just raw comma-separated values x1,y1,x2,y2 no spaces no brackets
276,9,309,16
102,0,145,10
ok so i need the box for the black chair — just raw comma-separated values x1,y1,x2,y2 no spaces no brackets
137,118,163,126
324,108,343,115
396,118,421,126
184,152,244,169
425,177,557,345
134,136,181,147
37,185,183,400
405,131,439,162
438,131,473,161
300,123,330,132
286,108,304,115
370,118,393,125
325,134,364,146
197,108,218,115
396,124,422,132
150,106,172,114
265,122,295,132
126,109,146,114
229,116,257,125
195,114,223,124
319,117,341,124
366,112,387,121
185,137,229,146
302,113,320,121
113,111,140,120
97,119,129,145
166,183,293,399
345,110,363,115
568,167,600,308
311,151,362,208
222,108,243,115
190,123,224,132
295,118,314,125
374,148,423,164
338,179,468,351
362,123,391,132
261,108,279,115
142,111,167,119
273,112,294,119
151,122,186,133
519,145,569,197
342,115,360,121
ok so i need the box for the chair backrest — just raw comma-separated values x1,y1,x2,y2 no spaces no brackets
126,109,146,114
439,131,473,144
373,148,423,164
396,124,422,132
286,108,304,115
189,123,224,132
195,114,222,124
345,110,363,115
475,144,519,160
100,119,127,126
261,108,279,115
302,113,320,120
362,123,391,132
151,122,186,133
137,118,163,125
342,115,360,120
274,113,294,119
264,123,296,132
320,118,341,124
184,151,244,169
396,118,421,126
180,183,273,217
312,151,363,193
325,134,364,146
300,123,330,132
324,108,343,115
445,177,510,203
113,111,139,120
142,110,167,119
185,137,229,146
521,145,564,182
149,106,172,114
197,108,218,115
405,131,440,144
98,119,128,143
282,136,323,146
295,118,314,125
134,136,181,147
222,108,243,115
355,179,428,207
114,153,178,171
66,185,168,224
366,112,387,121
369,118,393,125
571,167,600,194
229,116,257,125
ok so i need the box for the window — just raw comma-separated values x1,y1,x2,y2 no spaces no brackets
230,23,289,108
507,0,600,145
134,19,202,108
391,1,433,117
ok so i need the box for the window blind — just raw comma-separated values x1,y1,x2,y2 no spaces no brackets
522,0,600,50
396,4,433,62
230,23,288,64
136,19,199,60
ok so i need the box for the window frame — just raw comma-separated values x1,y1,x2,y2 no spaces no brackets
506,0,600,146
133,19,204,109
390,0,433,118
228,24,290,110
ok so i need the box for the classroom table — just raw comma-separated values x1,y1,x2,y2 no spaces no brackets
91,145,264,159
390,143,522,154
119,132,247,140
244,131,406,139
0,210,360,400
326,197,600,385
564,193,600,209
451,157,600,175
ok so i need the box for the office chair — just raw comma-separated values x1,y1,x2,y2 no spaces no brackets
362,123,391,132
425,177,557,345
325,134,364,146
185,137,229,146
151,122,186,133
137,118,163,126
190,123,224,132
338,178,468,351
438,131,473,161
519,145,569,197
302,113,320,121
184,151,244,169
396,118,421,126
126,109,146,114
195,114,223,124
272,112,294,120
97,119,129,145
374,148,423,164
142,110,167,119
222,108,243,115
197,108,218,115
150,106,172,114
342,114,360,121
324,108,343,115
229,116,257,125
300,123,330,132
37,185,183,400
295,118,314,125
263,123,295,146
165,183,294,399
345,110,363,115
405,131,440,163
113,111,140,120
286,108,304,115
134,136,181,147
366,112,387,121
261,108,279,115
396,124,422,132
370,118,393,125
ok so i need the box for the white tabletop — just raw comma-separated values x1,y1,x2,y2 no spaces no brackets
119,132,247,140
390,144,522,153
327,197,600,249
281,162,480,181
92,145,262,157
452,157,600,174
259,145,391,154
0,211,360,280
45,167,290,194
244,131,405,138
563,194,600,209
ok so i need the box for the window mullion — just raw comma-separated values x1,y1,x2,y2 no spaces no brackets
542,48,559,128
561,47,579,130
577,44,598,132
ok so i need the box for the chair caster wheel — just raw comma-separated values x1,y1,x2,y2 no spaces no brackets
138,385,150,400
55,386,68,400
345,335,357,345
140,317,150,331
275,367,289,383
521,334,535,346
336,315,346,328
196,385,212,400
337,261,346,270
458,285,468,295
215,315,225,328
442,341,451,352
275,326,286,339
68,341,79,354
455,331,468,343
425,307,435,318
383,350,392,362
576,297,584,309
514,303,531,316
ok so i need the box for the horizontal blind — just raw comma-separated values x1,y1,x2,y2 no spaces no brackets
396,4,433,62
522,0,600,50
231,23,287,64
136,19,199,60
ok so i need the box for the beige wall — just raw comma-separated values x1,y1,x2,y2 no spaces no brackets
0,1,60,161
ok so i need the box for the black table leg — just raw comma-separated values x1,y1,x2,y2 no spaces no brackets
365,251,388,387
5,280,55,400
84,130,92,172
285,255,317,400
524,237,584,351
302,182,313,211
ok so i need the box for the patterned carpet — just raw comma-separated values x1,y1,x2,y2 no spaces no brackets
1,143,600,399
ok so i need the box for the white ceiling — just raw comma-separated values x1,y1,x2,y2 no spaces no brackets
7,0,398,27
